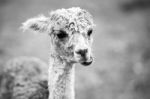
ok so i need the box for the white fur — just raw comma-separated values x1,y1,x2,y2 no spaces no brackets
22,7,95,99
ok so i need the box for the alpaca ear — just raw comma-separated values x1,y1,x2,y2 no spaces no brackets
21,15,50,33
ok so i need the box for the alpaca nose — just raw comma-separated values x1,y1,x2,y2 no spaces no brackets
76,49,88,57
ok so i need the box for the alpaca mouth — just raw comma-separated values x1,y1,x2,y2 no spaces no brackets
81,57,93,66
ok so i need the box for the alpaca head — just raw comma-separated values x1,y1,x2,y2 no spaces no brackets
22,7,95,66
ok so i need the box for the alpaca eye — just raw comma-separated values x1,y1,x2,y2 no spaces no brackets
87,29,93,36
57,30,68,39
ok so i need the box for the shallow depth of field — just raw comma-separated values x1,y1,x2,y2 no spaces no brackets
1,0,150,99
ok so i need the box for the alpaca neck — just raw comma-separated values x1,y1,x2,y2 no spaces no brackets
48,55,75,99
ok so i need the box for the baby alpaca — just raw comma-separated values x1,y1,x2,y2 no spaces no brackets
0,7,95,99
23,7,95,99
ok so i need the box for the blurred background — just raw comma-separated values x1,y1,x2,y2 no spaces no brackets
1,0,150,99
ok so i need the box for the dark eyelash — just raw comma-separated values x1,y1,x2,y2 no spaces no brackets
57,30,68,39
87,29,93,36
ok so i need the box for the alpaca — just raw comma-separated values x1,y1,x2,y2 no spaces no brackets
22,7,95,99
0,57,49,99
0,7,95,99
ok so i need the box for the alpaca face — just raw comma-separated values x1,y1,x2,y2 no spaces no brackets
50,25,93,66
49,7,94,66
22,7,95,66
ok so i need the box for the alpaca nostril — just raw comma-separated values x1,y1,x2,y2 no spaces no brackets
76,49,88,57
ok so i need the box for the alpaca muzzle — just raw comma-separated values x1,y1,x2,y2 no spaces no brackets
81,56,93,66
